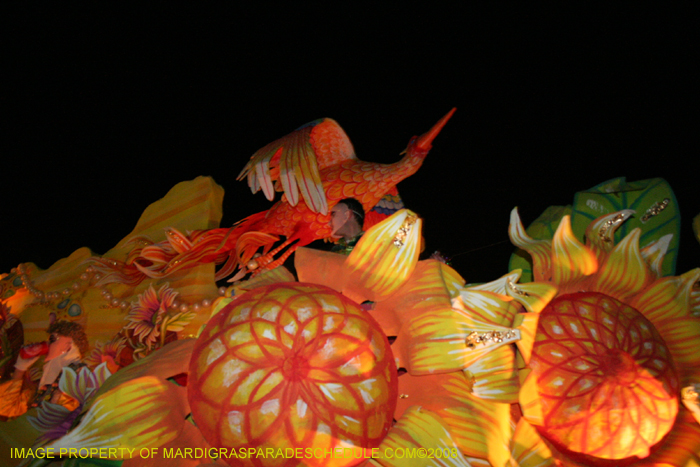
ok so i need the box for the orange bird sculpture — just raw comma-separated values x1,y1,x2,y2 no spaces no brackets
94,108,455,285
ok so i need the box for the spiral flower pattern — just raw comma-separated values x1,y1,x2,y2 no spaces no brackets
531,292,679,460
188,283,397,467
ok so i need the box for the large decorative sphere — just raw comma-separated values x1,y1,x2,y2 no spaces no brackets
530,292,679,463
188,283,397,467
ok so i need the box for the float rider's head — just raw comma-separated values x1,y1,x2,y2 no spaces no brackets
46,320,88,361
330,198,365,241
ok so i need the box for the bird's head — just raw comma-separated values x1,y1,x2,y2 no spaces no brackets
401,107,456,159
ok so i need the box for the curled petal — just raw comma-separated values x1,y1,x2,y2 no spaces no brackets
164,227,193,254
393,307,487,374
465,270,518,296
509,208,553,282
509,282,558,314
683,268,700,317
682,385,700,425
551,215,597,288
457,289,518,327
408,297,523,371
592,228,652,302
584,209,635,255
58,366,98,404
93,361,113,386
28,402,72,432
472,270,558,314
640,233,673,278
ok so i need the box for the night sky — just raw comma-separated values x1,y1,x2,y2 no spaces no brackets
4,6,698,283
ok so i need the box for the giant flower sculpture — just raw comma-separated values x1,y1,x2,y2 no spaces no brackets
510,208,700,466
296,210,556,467
125,283,195,358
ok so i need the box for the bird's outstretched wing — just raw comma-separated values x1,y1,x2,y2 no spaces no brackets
237,118,357,214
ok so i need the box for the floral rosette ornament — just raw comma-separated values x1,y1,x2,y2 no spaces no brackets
188,282,398,467
29,362,112,446
510,208,700,466
125,283,195,358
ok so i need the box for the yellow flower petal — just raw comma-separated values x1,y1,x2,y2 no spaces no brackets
551,215,597,288
404,298,520,374
512,312,539,365
518,370,544,427
231,265,296,292
439,390,511,467
371,407,471,467
508,281,557,315
469,270,520,295
88,339,195,410
393,371,511,466
509,418,555,467
381,261,465,372
642,411,700,466
467,346,520,403
392,293,521,373
469,270,558,314
395,307,494,374
630,269,700,325
457,289,518,327
49,376,188,457
592,228,652,302
655,318,700,377
345,209,422,302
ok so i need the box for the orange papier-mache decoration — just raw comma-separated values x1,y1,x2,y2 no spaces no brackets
188,282,398,467
530,292,679,463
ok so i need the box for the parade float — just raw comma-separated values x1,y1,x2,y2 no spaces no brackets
1,109,699,467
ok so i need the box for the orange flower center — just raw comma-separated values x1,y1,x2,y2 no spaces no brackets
599,348,638,386
281,353,310,381
531,292,679,462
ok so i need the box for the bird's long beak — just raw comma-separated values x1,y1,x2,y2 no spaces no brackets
414,107,456,151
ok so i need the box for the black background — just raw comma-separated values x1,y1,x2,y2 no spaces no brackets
3,5,698,283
